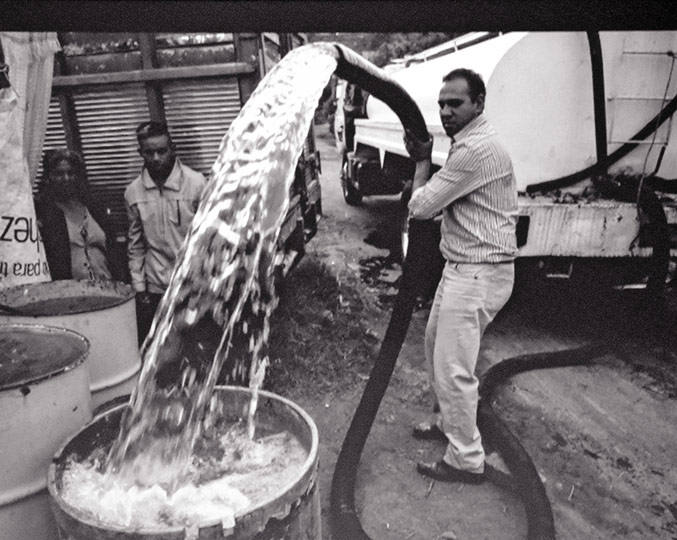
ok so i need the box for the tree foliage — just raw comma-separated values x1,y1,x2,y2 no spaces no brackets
308,32,458,67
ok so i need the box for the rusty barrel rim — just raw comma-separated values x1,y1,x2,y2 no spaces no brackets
0,280,136,317
47,385,320,536
0,323,90,391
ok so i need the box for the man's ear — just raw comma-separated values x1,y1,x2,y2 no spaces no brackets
476,93,486,113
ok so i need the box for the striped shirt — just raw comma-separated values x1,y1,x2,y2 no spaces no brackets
408,114,518,263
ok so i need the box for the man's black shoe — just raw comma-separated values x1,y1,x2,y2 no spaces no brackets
416,460,485,484
412,422,447,441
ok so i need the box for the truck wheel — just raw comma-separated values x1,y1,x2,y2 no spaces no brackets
341,155,362,205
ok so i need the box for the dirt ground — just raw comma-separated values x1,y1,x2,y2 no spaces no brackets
264,123,677,540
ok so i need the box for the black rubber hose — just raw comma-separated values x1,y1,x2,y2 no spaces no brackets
587,32,608,174
526,92,677,195
325,42,657,540
326,42,557,540
477,343,609,540
479,344,608,399
331,43,429,143
325,43,434,540
529,33,672,299
331,218,439,540
331,37,672,297
648,175,677,193
477,401,554,539
595,179,671,297
632,185,669,299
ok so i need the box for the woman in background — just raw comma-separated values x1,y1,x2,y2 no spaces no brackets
35,148,115,281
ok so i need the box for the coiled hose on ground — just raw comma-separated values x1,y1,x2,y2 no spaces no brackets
327,42,673,540
477,344,610,540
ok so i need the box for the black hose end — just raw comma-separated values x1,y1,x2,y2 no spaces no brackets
329,42,430,143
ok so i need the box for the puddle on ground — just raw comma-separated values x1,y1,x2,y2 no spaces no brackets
358,255,436,311
358,256,401,307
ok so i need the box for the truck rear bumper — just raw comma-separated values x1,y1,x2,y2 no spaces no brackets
518,195,677,258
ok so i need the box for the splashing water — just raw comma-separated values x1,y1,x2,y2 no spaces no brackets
106,44,338,490
62,425,307,530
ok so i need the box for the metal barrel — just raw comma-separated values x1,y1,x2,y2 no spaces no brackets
0,280,141,408
48,386,321,540
0,323,92,540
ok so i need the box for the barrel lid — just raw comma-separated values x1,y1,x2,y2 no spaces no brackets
0,324,89,390
0,279,135,316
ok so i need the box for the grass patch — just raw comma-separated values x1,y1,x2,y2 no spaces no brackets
264,256,380,398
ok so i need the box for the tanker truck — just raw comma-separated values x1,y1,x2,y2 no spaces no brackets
340,31,677,289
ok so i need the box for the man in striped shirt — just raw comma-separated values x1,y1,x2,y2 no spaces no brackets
404,68,518,484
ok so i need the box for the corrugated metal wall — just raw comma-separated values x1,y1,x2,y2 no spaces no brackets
42,79,245,235
162,77,242,177
42,32,319,249
73,84,148,234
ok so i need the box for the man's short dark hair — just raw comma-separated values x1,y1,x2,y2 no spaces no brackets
442,69,486,103
136,121,172,145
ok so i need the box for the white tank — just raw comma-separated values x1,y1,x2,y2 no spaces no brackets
364,31,677,192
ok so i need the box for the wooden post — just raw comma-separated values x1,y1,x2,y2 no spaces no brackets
138,32,166,123
233,33,261,105
279,33,293,58
53,41,85,161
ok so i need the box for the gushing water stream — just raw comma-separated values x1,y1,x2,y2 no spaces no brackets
105,44,338,491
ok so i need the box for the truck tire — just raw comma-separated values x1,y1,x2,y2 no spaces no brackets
341,155,362,205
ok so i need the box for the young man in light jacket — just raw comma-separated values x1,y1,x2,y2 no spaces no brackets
125,121,206,344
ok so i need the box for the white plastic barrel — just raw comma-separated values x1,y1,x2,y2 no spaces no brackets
0,323,92,540
0,280,141,408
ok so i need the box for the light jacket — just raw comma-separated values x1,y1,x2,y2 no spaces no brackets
124,159,206,294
